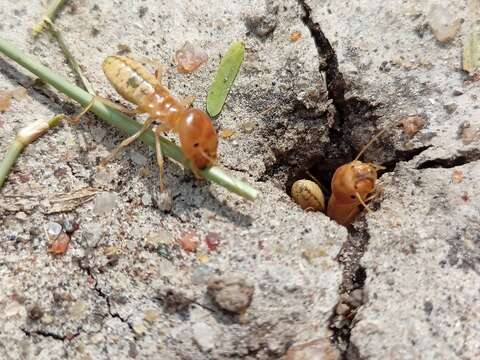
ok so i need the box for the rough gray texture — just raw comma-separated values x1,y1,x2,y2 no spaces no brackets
352,162,480,359
1,0,480,359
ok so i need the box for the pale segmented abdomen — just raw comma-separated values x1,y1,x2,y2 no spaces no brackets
102,56,159,108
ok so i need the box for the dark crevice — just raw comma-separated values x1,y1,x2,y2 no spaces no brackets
328,226,370,358
297,3,374,358
382,145,432,172
76,259,136,335
416,148,480,169
297,0,353,168
94,282,135,333
298,0,346,117
281,0,385,192
21,328,80,342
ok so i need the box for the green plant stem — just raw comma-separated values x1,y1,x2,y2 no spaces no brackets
45,20,95,94
32,0,69,37
0,38,258,201
0,114,64,188
0,142,23,189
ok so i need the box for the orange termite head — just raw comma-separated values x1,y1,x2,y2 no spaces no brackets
178,108,218,170
331,160,378,204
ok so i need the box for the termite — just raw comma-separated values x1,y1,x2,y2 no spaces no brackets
76,56,218,191
326,129,386,226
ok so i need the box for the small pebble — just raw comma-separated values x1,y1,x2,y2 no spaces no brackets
94,192,117,215
15,212,28,221
41,313,54,325
116,43,131,55
154,190,172,212
241,120,257,133
145,230,173,250
458,123,479,144
144,309,159,324
443,103,458,114
69,301,87,319
245,12,277,38
104,246,120,266
46,222,63,240
132,323,147,336
207,275,254,313
141,192,153,206
451,169,463,184
178,232,198,252
219,129,236,139
349,289,364,307
428,4,461,43
452,88,464,96
289,31,302,42
175,41,208,73
205,232,220,251
400,115,426,136
285,338,340,360
128,341,139,358
335,303,350,315
192,322,216,352
28,304,43,321
48,233,70,255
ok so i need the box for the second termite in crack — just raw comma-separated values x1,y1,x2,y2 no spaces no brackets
292,129,385,226
81,56,218,191
326,129,386,225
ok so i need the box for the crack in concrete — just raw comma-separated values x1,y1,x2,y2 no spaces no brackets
296,2,369,358
21,327,80,342
76,258,136,336
382,146,432,172
297,0,346,117
329,226,370,359
416,148,480,169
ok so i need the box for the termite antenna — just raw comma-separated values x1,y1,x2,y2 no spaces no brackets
356,192,373,213
354,127,388,161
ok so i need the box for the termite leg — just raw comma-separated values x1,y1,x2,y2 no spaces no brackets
71,95,140,124
153,124,170,193
100,117,155,167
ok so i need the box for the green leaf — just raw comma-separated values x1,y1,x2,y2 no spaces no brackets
207,41,244,117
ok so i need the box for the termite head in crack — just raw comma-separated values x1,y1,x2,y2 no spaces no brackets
327,129,387,226
327,161,380,225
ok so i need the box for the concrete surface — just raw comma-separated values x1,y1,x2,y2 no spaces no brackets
0,0,479,359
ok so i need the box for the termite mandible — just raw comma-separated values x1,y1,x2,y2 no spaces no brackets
76,56,218,192
326,129,386,225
